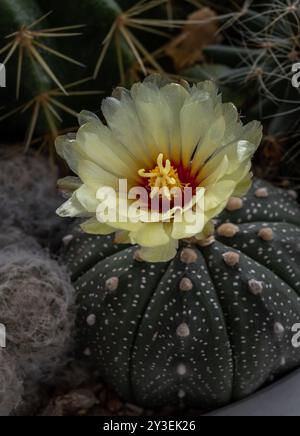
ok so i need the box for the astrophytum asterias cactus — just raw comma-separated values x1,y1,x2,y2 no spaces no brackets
64,179,300,410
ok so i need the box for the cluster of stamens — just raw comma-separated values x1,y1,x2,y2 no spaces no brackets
139,154,185,200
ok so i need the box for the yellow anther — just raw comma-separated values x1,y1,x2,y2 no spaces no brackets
139,154,184,199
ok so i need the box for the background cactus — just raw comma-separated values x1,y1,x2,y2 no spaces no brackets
0,148,69,249
187,0,300,184
0,151,76,415
0,0,119,148
0,0,202,152
0,225,76,415
63,179,300,410
0,350,24,417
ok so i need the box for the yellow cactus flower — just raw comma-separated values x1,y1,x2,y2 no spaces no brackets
56,75,262,262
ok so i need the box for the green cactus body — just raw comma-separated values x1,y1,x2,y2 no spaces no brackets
63,179,300,410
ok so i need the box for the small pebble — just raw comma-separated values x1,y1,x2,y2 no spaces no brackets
248,279,264,296
177,364,187,376
179,278,193,291
197,236,215,247
223,252,240,267
176,323,190,338
105,277,119,292
258,228,274,241
217,223,240,238
226,197,243,211
86,314,96,326
180,248,198,264
255,188,269,198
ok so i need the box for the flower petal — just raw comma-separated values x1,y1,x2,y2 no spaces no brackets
102,94,154,167
191,106,226,173
161,83,190,162
241,120,263,147
225,140,257,175
76,120,141,182
205,180,236,211
138,239,179,262
233,172,253,197
130,222,170,248
75,184,99,213
81,217,114,235
222,102,242,144
205,201,228,221
55,134,83,175
109,221,144,232
197,155,229,186
78,159,120,191
180,89,217,167
56,194,89,218
171,211,205,239
133,82,189,163
78,110,100,127
57,176,82,197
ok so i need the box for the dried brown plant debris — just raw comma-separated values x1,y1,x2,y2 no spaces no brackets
165,7,221,71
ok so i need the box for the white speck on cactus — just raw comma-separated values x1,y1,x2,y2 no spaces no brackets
63,234,74,246
152,332,159,341
178,389,186,399
274,322,285,336
177,364,187,376
86,314,96,326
